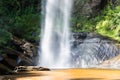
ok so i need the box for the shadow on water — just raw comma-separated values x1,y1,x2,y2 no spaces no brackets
2,73,45,80
70,78,104,80
2,78,104,80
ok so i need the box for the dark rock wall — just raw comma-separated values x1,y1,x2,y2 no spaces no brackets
0,36,38,74
73,0,117,17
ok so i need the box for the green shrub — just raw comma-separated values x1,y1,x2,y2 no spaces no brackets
0,29,11,45
96,6,120,41
72,1,120,41
0,0,40,42
9,13,40,42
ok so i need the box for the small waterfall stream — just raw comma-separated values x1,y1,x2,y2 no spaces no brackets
39,0,73,68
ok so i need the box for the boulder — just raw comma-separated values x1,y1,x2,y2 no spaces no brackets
71,32,120,68
98,54,120,69
13,66,50,73
11,36,38,58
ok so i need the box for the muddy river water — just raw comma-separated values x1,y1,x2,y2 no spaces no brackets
1,69,120,80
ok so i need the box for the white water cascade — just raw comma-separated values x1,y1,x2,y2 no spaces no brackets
39,0,73,68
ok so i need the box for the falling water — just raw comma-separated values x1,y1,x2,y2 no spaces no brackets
39,0,120,69
39,0,73,68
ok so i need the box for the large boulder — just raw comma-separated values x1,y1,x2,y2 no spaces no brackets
0,36,38,74
11,36,38,66
13,66,50,73
98,54,120,69
71,32,120,68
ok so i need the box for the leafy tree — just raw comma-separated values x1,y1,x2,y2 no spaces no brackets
0,0,41,54
96,5,120,41
0,0,40,43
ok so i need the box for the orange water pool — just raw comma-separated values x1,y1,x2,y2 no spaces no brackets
1,69,120,80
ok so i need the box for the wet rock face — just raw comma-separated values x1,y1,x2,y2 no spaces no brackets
73,0,117,18
73,0,102,17
0,54,20,74
71,32,120,68
82,0,101,17
11,36,38,58
0,36,38,74
97,54,120,69
11,36,39,66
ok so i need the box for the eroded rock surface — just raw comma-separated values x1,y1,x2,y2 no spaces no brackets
71,32,120,68
0,36,38,74
98,54,120,69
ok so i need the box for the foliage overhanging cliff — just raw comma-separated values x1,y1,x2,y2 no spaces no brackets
72,0,120,41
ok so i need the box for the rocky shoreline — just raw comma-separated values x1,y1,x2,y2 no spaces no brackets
0,32,120,74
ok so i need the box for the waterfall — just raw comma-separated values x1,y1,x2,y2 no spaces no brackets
39,0,73,68
39,0,120,69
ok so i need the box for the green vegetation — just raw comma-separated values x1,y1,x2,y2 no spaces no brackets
72,1,120,41
0,29,11,45
0,0,40,54
0,0,120,55
71,15,95,32
96,5,120,41
0,0,40,46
